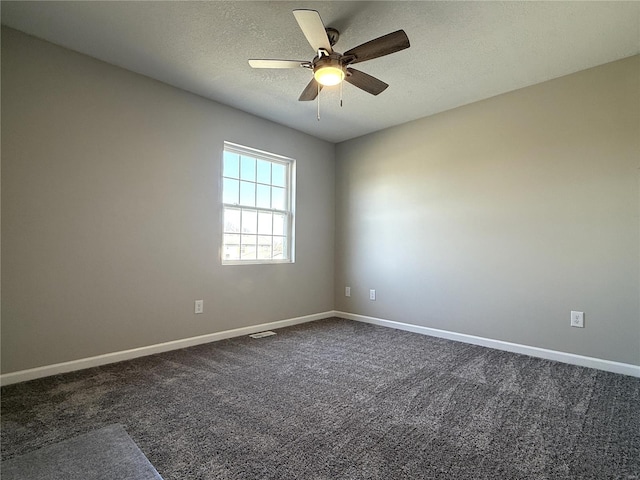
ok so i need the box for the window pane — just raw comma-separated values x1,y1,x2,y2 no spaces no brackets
241,235,257,260
272,187,286,210
256,159,271,184
240,156,256,181
224,234,240,245
273,236,285,259
241,234,257,245
224,208,241,233
240,181,256,206
223,151,240,178
223,178,239,205
257,236,272,259
224,245,240,261
272,163,286,187
241,209,257,234
258,212,272,235
256,184,271,209
273,213,286,236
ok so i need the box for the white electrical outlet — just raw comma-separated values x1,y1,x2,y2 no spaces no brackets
345,287,351,297
570,311,584,328
369,289,376,301
195,300,204,314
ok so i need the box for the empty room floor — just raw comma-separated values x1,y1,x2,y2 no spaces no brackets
2,318,639,479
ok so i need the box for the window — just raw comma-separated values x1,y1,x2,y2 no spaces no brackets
221,142,295,264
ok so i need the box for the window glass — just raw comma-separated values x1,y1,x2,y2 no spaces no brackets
258,212,273,235
256,184,271,209
223,178,239,205
224,208,241,233
223,151,240,179
241,209,257,234
240,181,255,207
272,187,286,211
240,156,256,181
272,163,286,187
256,159,271,184
273,213,286,236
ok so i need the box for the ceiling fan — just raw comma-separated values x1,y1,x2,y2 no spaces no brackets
248,9,410,102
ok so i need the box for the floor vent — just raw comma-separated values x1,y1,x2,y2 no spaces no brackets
249,331,277,339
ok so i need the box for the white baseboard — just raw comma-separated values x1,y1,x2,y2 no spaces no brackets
0,311,332,386
336,311,640,378
4,310,637,386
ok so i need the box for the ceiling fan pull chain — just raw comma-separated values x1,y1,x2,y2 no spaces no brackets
340,80,343,107
317,82,321,121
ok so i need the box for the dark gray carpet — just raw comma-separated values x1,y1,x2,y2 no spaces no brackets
2,318,639,479
1,424,163,480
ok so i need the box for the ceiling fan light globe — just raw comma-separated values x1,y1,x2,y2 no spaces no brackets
314,66,345,86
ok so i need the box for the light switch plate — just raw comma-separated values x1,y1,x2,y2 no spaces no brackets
195,300,204,314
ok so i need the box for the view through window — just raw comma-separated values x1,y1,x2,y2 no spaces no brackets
221,142,295,264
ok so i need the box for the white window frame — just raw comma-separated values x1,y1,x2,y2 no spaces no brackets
221,141,296,265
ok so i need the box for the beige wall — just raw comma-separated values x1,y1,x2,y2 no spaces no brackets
1,28,335,373
335,56,640,366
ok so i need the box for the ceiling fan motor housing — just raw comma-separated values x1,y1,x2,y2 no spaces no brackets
313,52,345,73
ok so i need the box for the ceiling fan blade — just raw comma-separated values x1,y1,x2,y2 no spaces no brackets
343,30,410,65
298,78,322,101
249,59,308,69
345,68,389,96
293,9,332,53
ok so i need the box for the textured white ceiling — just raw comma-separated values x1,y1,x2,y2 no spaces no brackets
2,1,639,143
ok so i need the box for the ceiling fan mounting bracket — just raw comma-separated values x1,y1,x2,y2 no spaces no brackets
325,27,340,47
